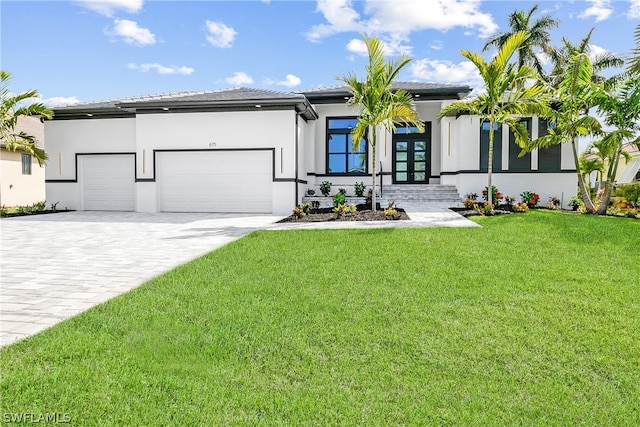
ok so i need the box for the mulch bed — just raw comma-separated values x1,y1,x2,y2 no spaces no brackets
277,205,410,223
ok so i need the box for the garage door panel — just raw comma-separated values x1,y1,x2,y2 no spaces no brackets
158,151,273,213
82,155,135,211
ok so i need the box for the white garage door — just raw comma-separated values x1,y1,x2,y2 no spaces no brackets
81,155,135,211
157,151,273,213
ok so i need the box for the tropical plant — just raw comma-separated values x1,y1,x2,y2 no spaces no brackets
483,4,559,77
333,192,347,208
319,181,332,197
0,70,52,165
525,44,606,210
627,23,640,76
438,31,548,206
578,152,604,190
592,76,640,213
520,191,540,208
337,35,423,211
546,29,624,89
354,181,366,197
482,185,503,206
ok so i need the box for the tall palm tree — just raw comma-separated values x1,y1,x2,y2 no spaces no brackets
593,75,640,213
526,51,604,210
1,70,52,165
483,4,559,77
337,35,423,211
547,29,624,88
628,23,640,76
438,31,549,206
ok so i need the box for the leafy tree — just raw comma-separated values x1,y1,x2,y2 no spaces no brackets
337,35,423,210
593,75,640,213
483,4,559,77
438,31,548,206
0,70,52,165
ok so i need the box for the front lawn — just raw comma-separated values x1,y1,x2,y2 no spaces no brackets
1,211,638,425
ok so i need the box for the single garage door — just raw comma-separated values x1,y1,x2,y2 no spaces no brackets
81,154,135,211
157,151,273,213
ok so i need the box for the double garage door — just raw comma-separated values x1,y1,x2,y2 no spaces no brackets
157,151,273,213
80,151,273,213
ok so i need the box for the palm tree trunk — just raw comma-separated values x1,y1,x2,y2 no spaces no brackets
597,144,622,215
370,127,377,211
571,138,595,210
487,123,494,206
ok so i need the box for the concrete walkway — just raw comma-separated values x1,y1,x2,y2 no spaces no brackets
0,209,477,347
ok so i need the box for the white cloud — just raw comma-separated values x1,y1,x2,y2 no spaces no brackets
225,72,254,86
588,44,608,61
42,96,81,107
74,0,143,17
205,20,237,48
306,0,498,42
24,95,81,108
128,63,194,75
110,19,156,46
579,0,613,22
410,58,482,87
277,74,302,87
430,40,444,51
629,0,640,18
346,36,412,57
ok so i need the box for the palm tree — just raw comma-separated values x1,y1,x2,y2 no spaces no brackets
1,70,52,165
438,31,549,207
628,24,640,76
593,75,640,213
578,151,604,191
547,29,624,88
483,4,559,77
527,51,604,210
337,35,423,211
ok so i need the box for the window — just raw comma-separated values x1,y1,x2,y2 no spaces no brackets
508,118,531,172
21,154,32,175
537,119,561,172
480,122,502,172
326,117,367,174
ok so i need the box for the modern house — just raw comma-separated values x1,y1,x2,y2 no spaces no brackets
1,116,46,207
44,83,578,214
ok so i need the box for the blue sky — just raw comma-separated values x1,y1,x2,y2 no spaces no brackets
2,0,639,106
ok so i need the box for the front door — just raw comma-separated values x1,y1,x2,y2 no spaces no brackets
392,123,431,184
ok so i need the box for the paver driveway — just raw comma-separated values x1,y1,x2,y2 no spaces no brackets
0,211,283,347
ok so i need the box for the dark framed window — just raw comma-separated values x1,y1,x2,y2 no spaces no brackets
508,118,532,171
480,122,502,172
21,154,32,175
326,117,367,174
537,118,561,172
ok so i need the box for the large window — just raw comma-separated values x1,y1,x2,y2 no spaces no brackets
537,119,561,172
21,154,32,175
326,118,367,174
508,118,532,172
480,122,502,172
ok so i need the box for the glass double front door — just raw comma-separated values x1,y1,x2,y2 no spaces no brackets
393,139,430,183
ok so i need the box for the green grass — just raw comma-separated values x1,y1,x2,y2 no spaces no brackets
1,211,639,425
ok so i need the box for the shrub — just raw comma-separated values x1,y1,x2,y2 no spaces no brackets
334,203,357,215
383,207,398,218
546,197,561,210
513,201,529,213
306,188,316,196
568,196,581,211
614,183,640,208
521,191,540,208
482,186,503,205
333,192,347,208
465,192,478,200
463,199,478,209
292,203,311,219
504,196,515,206
32,201,46,212
320,181,332,197
354,181,366,197
338,188,347,196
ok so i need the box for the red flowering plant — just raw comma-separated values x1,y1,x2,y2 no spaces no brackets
482,186,503,206
520,191,540,208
